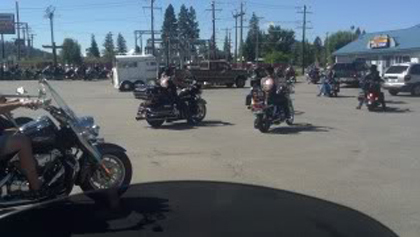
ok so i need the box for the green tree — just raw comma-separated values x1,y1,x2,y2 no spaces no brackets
262,25,295,55
60,38,82,65
355,27,362,38
102,32,115,62
135,45,141,54
87,34,100,58
362,30,366,35
188,7,200,56
326,30,357,63
264,50,290,64
243,13,262,62
178,4,189,63
116,33,127,54
161,4,178,64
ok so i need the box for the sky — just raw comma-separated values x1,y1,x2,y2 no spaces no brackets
1,0,420,54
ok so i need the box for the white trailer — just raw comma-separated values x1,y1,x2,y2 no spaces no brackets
112,55,158,91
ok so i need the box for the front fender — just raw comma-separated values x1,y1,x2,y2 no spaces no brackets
197,98,207,104
94,142,127,153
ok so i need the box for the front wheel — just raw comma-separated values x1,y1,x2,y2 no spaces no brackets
81,148,132,195
255,115,270,133
411,85,420,96
189,100,207,124
236,77,246,88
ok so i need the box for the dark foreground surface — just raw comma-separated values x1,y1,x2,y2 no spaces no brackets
0,181,397,237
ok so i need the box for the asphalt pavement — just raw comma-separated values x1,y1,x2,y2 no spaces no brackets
2,78,419,236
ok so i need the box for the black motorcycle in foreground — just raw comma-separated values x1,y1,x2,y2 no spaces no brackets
134,81,207,128
247,81,295,133
0,79,132,208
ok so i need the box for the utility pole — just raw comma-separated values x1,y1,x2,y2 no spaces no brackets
143,0,161,56
44,6,59,66
1,34,4,63
15,0,21,61
239,2,245,67
298,5,312,75
233,12,239,62
325,32,329,66
206,1,221,59
228,30,232,62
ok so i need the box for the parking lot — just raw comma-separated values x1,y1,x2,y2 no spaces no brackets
2,78,420,236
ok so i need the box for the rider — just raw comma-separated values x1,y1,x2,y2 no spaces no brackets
356,65,386,110
159,67,191,120
0,96,42,196
261,66,291,118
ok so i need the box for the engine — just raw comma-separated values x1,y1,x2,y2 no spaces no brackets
0,150,63,197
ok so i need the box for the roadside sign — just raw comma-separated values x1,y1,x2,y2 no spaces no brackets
0,13,15,35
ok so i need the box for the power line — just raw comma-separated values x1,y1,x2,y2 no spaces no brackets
297,5,312,74
143,0,161,56
206,1,222,59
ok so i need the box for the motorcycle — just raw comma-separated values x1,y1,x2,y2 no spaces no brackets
250,82,294,133
307,68,320,84
0,79,132,207
134,81,207,128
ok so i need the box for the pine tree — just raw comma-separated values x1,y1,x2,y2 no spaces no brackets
223,33,232,61
178,4,189,63
103,32,115,62
243,13,261,62
135,45,141,54
161,4,178,64
88,34,100,58
188,7,200,54
313,36,323,64
60,38,83,65
117,33,127,54
355,27,362,37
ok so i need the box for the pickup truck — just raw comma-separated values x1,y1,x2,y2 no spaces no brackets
176,60,248,88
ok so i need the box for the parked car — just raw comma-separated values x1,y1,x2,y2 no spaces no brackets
176,60,248,88
383,63,420,96
333,62,367,87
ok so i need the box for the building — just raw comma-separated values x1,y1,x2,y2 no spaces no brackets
333,25,420,75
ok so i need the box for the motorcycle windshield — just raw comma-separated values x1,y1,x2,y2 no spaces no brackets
40,79,102,161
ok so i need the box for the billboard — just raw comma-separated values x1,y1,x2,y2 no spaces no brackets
0,13,15,35
369,35,390,49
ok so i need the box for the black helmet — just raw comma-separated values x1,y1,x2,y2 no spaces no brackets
370,65,377,71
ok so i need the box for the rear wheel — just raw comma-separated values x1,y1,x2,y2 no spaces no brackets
146,119,165,128
411,85,420,96
286,103,294,126
236,77,246,88
389,89,399,96
119,81,134,92
226,83,234,88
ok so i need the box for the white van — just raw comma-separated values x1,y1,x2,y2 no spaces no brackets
112,55,158,91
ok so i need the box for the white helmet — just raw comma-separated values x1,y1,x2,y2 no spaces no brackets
262,78,275,92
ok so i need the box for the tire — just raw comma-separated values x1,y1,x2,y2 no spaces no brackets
389,89,399,96
255,115,270,133
226,83,234,88
411,85,420,96
236,77,246,88
146,119,165,128
190,100,207,124
80,148,132,195
119,81,134,92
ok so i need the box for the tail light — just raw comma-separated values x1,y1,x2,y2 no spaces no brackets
404,75,411,81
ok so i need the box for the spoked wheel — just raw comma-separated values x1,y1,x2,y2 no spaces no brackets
81,150,132,194
411,85,420,96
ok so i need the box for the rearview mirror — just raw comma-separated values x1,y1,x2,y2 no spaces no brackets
16,87,27,95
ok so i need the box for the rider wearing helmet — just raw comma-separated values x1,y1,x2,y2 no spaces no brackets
261,66,291,118
357,65,386,110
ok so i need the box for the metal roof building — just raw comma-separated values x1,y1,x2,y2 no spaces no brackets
333,25,420,74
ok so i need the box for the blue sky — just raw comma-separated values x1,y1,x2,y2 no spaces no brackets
1,0,420,54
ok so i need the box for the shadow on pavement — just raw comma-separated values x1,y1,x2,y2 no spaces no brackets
295,110,305,116
154,120,235,131
385,100,407,105
270,123,333,135
335,95,356,98
0,181,398,237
